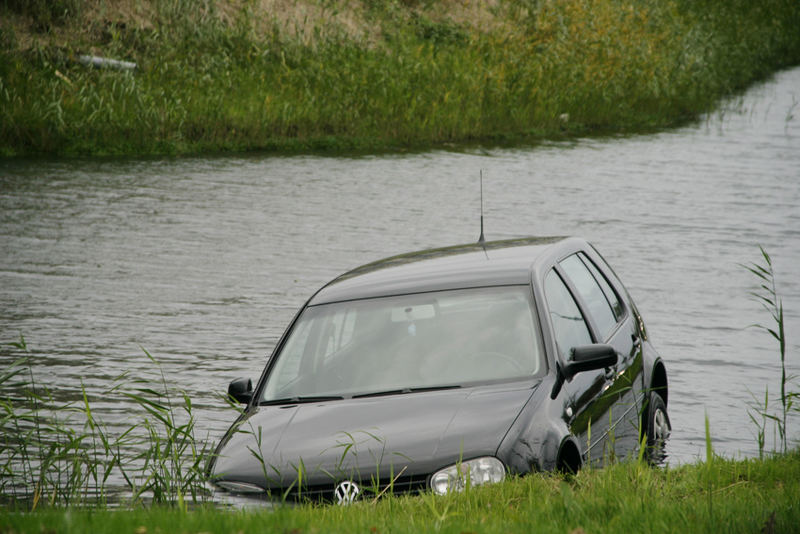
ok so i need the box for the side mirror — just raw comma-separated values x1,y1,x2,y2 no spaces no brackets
563,344,618,381
550,344,618,399
228,377,253,404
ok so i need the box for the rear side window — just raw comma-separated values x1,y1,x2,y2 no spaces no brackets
579,252,623,321
559,254,618,340
544,270,592,358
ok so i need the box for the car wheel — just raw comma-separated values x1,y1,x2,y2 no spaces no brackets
645,391,670,464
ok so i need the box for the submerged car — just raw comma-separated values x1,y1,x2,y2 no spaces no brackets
208,237,670,504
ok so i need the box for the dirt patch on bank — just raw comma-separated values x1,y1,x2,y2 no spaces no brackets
1,0,512,52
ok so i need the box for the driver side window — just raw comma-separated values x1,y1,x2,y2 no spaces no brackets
544,269,592,358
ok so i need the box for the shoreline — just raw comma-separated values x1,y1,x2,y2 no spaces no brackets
1,0,799,159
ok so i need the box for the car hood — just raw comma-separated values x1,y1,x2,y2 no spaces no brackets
211,381,538,488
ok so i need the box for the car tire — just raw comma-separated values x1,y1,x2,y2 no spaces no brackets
645,391,670,464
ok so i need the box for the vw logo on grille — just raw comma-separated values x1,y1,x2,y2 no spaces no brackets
334,480,360,505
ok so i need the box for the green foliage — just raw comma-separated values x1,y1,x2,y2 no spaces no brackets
120,349,211,508
1,0,82,30
0,357,122,509
2,452,800,533
742,247,794,455
411,14,468,45
1,0,799,156
0,344,211,510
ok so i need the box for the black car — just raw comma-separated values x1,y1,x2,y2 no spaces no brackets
208,237,670,504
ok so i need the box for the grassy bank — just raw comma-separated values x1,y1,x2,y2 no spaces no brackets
0,0,798,157
2,451,800,533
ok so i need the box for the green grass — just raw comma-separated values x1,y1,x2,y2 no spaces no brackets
1,346,210,510
2,451,799,533
1,0,799,157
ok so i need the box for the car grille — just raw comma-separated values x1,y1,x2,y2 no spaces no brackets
276,474,430,503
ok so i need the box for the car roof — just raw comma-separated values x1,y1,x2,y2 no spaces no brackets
308,236,573,305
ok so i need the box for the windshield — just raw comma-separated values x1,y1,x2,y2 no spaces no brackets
261,286,544,403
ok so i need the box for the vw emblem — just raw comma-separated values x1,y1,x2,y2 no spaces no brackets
334,480,360,505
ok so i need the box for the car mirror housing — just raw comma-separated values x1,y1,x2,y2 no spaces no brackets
550,344,618,399
228,377,253,404
564,344,618,380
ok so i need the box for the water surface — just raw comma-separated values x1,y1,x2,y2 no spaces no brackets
2,67,799,470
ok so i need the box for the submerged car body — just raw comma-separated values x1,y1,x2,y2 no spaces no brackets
208,237,670,503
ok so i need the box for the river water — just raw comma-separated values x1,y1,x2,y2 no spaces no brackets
1,67,799,472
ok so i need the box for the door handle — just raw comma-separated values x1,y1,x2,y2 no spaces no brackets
605,366,617,380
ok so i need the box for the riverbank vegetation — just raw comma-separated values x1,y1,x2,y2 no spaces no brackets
1,0,799,157
743,248,794,458
2,451,799,533
1,345,211,510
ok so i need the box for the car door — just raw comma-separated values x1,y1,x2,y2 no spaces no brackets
580,249,646,453
543,267,614,464
557,252,643,461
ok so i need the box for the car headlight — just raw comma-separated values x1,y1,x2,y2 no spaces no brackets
214,480,265,494
430,457,505,495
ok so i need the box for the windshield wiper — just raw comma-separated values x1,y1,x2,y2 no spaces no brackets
262,385,463,404
352,384,461,399
260,395,345,406
352,389,406,399
409,385,461,393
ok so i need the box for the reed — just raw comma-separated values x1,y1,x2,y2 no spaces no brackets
742,247,794,455
1,0,799,157
120,349,211,509
1,359,116,508
0,342,213,510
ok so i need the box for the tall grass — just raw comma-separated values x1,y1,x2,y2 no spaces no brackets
120,349,211,509
0,340,211,510
1,356,123,508
742,247,795,455
1,0,799,156
3,452,800,533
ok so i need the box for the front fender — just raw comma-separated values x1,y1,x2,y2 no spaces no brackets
496,377,569,473
641,340,668,404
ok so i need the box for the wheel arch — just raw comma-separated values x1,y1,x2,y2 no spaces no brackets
650,359,668,406
556,436,583,474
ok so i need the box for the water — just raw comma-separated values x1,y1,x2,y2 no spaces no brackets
1,66,799,472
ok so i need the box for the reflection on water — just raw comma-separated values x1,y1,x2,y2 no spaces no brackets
1,67,799,473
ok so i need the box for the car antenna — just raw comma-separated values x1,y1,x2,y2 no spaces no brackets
478,169,486,246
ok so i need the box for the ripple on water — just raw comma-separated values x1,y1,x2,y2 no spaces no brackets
1,67,799,470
